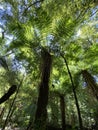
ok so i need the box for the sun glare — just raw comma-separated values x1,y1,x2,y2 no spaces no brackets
76,29,81,37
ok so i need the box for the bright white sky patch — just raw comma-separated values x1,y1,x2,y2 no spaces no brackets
0,5,4,10
0,28,2,33
0,28,2,37
76,29,81,37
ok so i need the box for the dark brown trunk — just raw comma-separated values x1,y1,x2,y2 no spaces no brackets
34,49,52,130
60,95,66,130
82,70,98,101
0,85,17,105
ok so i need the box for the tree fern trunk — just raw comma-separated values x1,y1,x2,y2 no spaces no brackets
34,49,52,130
60,95,66,130
82,70,98,100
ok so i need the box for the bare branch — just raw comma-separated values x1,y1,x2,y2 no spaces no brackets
90,9,98,18
23,0,44,14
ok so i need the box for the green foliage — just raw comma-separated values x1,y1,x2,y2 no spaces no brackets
0,0,98,129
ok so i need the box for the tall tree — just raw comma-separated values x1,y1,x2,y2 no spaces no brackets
33,48,52,130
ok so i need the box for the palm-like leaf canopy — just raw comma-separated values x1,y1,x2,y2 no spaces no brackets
0,0,98,84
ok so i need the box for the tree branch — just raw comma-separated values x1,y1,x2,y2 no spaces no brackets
23,0,44,14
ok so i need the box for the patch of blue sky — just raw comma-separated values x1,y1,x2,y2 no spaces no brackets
93,75,98,83
0,6,6,25
0,4,13,25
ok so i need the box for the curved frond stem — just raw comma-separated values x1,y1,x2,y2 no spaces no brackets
60,53,83,130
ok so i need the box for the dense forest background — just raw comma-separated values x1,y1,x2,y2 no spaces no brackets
0,0,98,130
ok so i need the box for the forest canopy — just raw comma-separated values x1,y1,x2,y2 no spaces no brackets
0,0,98,130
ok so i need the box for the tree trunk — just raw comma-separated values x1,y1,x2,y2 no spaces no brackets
34,49,52,130
50,96,59,125
59,95,66,130
82,70,98,101
73,88,83,130
61,54,83,130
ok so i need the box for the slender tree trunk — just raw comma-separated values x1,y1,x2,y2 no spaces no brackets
61,54,83,130
0,107,5,124
50,97,59,125
73,88,83,130
0,85,17,105
59,95,66,130
34,49,52,130
94,110,98,130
